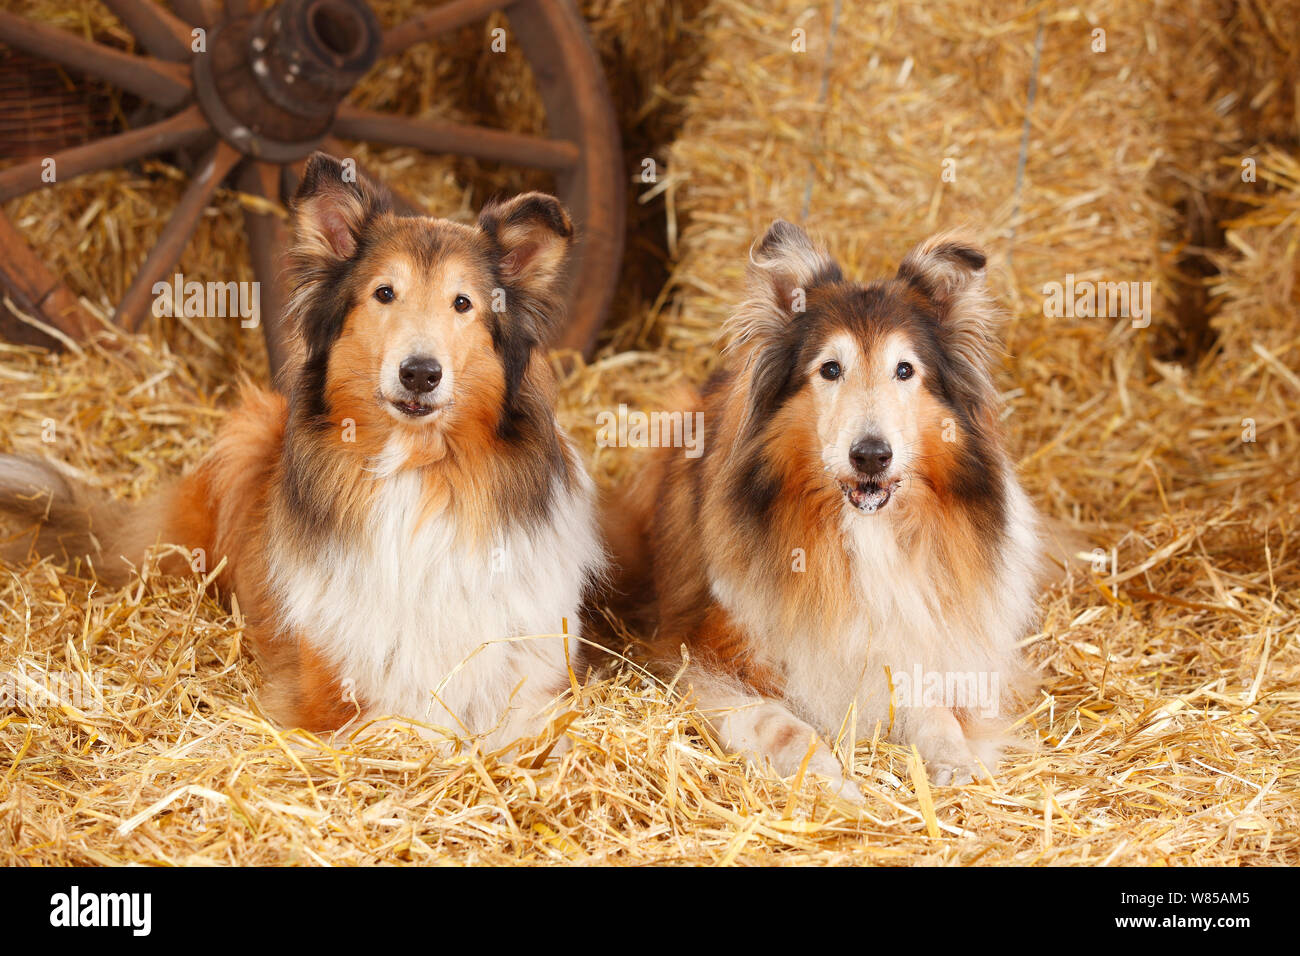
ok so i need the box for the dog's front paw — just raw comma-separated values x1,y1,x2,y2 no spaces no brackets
539,730,573,760
929,762,978,787
809,769,865,804
800,742,865,803
903,711,994,786
918,737,987,786
835,776,866,803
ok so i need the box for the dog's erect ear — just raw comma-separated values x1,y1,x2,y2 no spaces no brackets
478,192,574,305
896,233,1001,398
291,152,392,262
725,220,843,358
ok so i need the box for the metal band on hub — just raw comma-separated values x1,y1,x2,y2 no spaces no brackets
192,0,381,161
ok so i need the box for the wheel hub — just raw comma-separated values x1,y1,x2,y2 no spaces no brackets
192,0,381,162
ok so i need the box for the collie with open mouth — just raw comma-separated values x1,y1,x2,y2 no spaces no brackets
604,222,1044,796
0,153,603,750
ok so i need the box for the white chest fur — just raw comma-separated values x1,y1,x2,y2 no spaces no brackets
711,474,1041,736
269,464,602,737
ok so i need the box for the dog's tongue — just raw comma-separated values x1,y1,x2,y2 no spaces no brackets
849,483,890,513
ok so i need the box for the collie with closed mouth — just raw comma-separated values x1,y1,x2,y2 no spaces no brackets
0,153,604,750
602,222,1045,797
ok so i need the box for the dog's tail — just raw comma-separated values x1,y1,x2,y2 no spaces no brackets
0,385,286,589
0,455,185,586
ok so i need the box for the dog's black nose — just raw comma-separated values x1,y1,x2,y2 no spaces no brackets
850,436,892,475
399,356,442,393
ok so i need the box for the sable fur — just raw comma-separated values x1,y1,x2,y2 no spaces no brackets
603,222,1044,795
0,153,603,746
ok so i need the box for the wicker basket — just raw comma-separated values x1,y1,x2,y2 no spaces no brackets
0,45,117,160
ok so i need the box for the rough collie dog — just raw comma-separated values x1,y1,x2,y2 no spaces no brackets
0,153,603,750
605,222,1042,796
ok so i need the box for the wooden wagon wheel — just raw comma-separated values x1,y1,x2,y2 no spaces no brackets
0,0,625,375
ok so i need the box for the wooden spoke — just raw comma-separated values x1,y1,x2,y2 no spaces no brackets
239,162,293,382
170,0,220,28
381,0,517,57
0,11,190,110
116,142,242,332
102,0,192,62
334,104,579,172
0,107,211,203
0,216,99,346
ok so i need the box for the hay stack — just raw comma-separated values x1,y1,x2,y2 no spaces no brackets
1,0,1297,865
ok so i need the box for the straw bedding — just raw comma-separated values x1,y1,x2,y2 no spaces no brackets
0,0,1296,865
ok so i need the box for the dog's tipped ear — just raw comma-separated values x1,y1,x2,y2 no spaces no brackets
478,192,574,301
750,220,842,314
725,221,841,359
898,232,1002,394
291,152,392,262
478,193,573,401
896,234,988,301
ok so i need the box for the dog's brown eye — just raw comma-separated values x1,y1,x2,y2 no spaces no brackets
896,361,914,380
374,285,395,304
820,361,841,381
453,294,472,313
